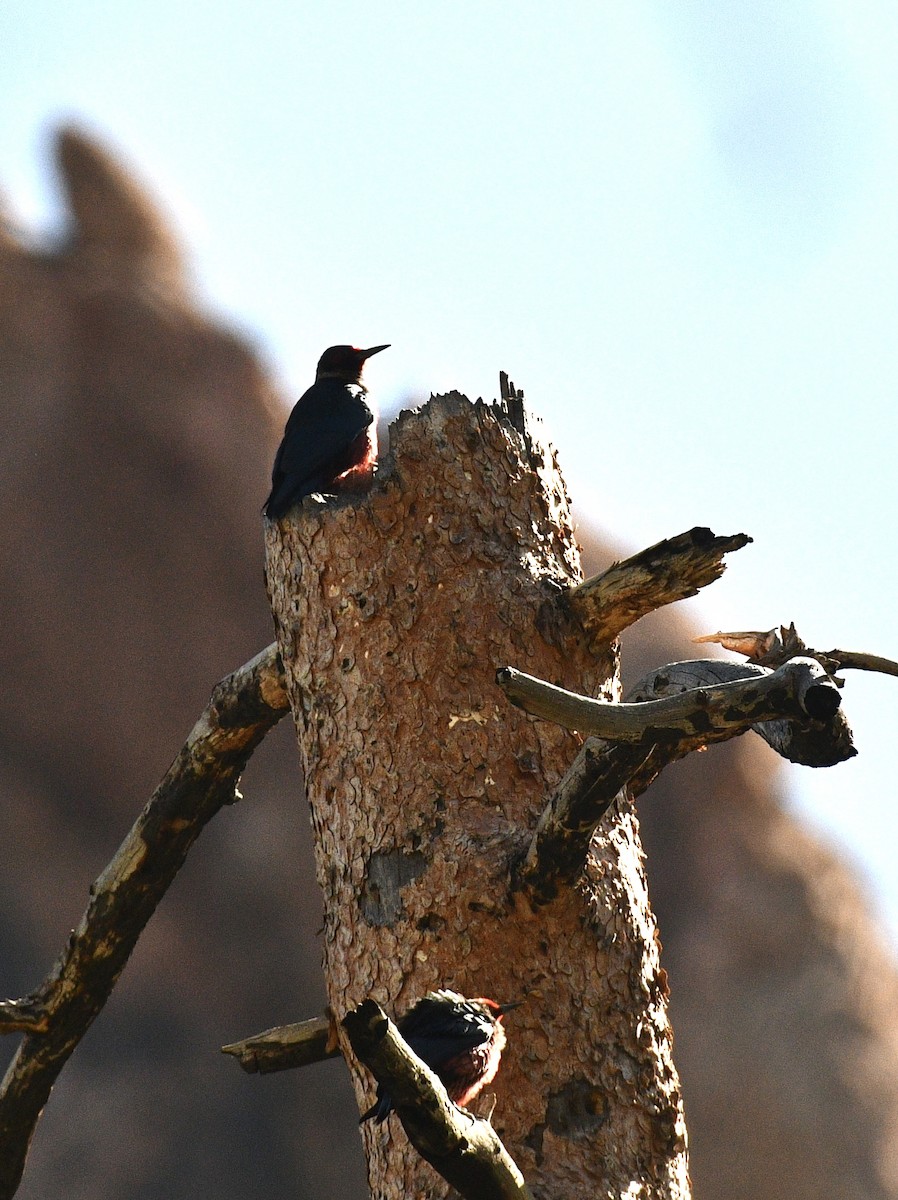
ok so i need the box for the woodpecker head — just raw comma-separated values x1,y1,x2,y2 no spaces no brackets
470,997,521,1023
402,990,522,1049
316,343,390,384
415,989,521,1025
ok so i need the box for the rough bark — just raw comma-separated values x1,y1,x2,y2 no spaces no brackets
265,393,689,1199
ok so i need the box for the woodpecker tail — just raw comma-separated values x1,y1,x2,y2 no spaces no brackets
359,1090,393,1125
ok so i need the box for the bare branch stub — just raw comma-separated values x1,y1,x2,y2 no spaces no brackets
222,1015,338,1075
694,623,836,671
565,526,752,646
825,649,898,677
343,1000,533,1200
0,643,290,1200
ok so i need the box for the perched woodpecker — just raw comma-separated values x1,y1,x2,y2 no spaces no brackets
263,343,389,519
360,989,518,1124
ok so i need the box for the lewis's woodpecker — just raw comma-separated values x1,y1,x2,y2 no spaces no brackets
263,343,389,519
360,989,518,1124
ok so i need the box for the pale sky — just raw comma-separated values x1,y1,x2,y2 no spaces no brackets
3,0,897,937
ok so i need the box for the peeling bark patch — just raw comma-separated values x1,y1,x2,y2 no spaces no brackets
546,1077,609,1139
361,850,428,926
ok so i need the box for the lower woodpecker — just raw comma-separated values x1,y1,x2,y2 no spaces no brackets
360,989,519,1124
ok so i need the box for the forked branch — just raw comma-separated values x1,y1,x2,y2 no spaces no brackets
505,656,852,904
626,658,856,769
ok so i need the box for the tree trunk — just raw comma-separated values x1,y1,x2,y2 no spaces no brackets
264,393,689,1198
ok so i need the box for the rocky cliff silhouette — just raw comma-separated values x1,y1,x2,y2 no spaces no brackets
1,126,897,1200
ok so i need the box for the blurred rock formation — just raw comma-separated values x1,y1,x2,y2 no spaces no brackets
1,126,896,1200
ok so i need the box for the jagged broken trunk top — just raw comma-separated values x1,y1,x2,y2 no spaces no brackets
265,393,689,1199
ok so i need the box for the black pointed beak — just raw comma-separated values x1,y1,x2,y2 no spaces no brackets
360,344,390,360
497,1001,525,1017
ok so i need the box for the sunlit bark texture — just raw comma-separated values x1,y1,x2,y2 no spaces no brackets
265,393,689,1199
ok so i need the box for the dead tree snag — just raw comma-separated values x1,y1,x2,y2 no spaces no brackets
265,393,689,1199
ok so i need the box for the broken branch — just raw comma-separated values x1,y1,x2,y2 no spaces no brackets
513,739,650,903
827,650,898,677
566,527,751,645
222,1016,338,1075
